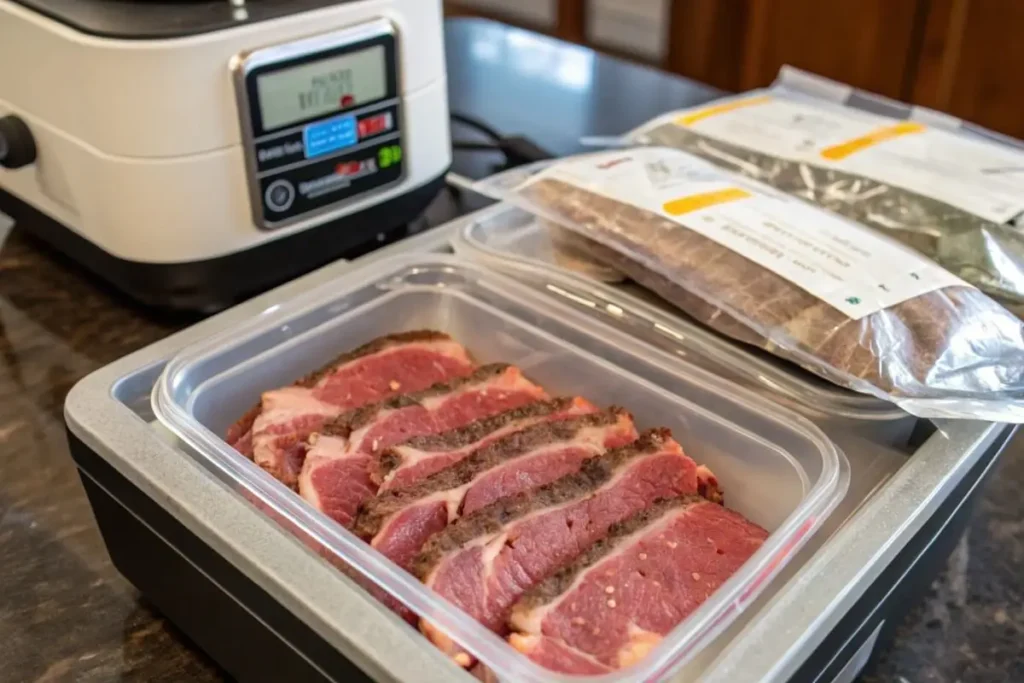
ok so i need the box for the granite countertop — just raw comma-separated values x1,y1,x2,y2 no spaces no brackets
0,225,221,682
0,208,1020,683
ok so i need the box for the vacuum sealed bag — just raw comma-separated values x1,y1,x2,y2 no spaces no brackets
475,147,1024,421
549,224,625,283
625,69,1024,314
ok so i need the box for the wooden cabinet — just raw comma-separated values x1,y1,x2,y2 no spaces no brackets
911,0,1024,139
664,1,928,98
734,0,926,98
445,0,1024,139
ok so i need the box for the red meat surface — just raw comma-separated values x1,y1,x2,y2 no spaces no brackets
413,430,697,663
355,408,637,573
229,331,474,487
509,496,767,672
298,364,546,528
376,397,598,492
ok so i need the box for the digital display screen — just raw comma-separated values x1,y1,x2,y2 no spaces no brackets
256,45,387,130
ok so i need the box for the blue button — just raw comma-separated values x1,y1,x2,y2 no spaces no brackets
303,115,358,159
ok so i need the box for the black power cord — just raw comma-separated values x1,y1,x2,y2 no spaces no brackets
450,112,504,143
450,111,554,168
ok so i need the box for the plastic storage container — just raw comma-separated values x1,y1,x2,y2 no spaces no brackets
153,253,848,682
453,205,917,446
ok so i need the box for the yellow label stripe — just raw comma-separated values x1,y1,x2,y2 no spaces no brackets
663,188,752,216
820,121,926,161
674,95,772,127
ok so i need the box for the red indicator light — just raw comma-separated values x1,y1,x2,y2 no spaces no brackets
335,160,360,176
340,94,355,108
358,112,393,139
335,160,362,176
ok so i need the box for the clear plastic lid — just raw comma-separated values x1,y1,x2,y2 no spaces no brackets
153,253,848,682
453,205,909,425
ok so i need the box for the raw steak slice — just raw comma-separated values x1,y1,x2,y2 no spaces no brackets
354,408,638,573
299,364,547,528
375,396,599,491
237,331,475,487
327,364,547,456
228,330,472,453
413,429,697,663
509,496,768,672
249,389,341,486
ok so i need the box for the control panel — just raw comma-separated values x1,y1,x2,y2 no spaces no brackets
234,21,404,229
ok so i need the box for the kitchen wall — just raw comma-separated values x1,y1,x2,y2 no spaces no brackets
445,0,1024,139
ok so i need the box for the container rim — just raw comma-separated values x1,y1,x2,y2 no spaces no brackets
453,204,906,421
151,252,848,683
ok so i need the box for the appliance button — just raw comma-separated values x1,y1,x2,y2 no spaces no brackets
0,115,36,169
264,179,295,212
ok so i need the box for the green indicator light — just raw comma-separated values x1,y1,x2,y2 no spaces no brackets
377,145,403,169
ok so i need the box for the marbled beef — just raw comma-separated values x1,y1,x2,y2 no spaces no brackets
298,364,546,528
227,331,474,486
355,408,638,572
509,496,767,673
375,396,598,491
413,430,697,664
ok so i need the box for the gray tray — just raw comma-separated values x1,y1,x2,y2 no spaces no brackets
65,208,1009,682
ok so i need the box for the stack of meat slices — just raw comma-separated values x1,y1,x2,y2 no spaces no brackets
226,330,479,487
226,331,768,675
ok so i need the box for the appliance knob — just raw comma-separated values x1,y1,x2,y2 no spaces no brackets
0,115,37,169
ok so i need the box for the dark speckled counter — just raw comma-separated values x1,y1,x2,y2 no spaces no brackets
863,439,1024,683
0,17,1021,683
0,224,222,682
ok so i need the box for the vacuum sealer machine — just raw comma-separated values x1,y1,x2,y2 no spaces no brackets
0,0,450,310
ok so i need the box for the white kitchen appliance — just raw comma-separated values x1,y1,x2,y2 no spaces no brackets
0,0,451,310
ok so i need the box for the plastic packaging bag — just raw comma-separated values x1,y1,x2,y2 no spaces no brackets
548,224,625,283
623,70,1024,315
474,148,1024,422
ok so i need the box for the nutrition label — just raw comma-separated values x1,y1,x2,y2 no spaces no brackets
526,149,968,319
641,95,1024,224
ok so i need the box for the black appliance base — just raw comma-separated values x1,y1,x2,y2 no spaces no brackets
0,174,446,313
68,430,365,683
790,425,1015,683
